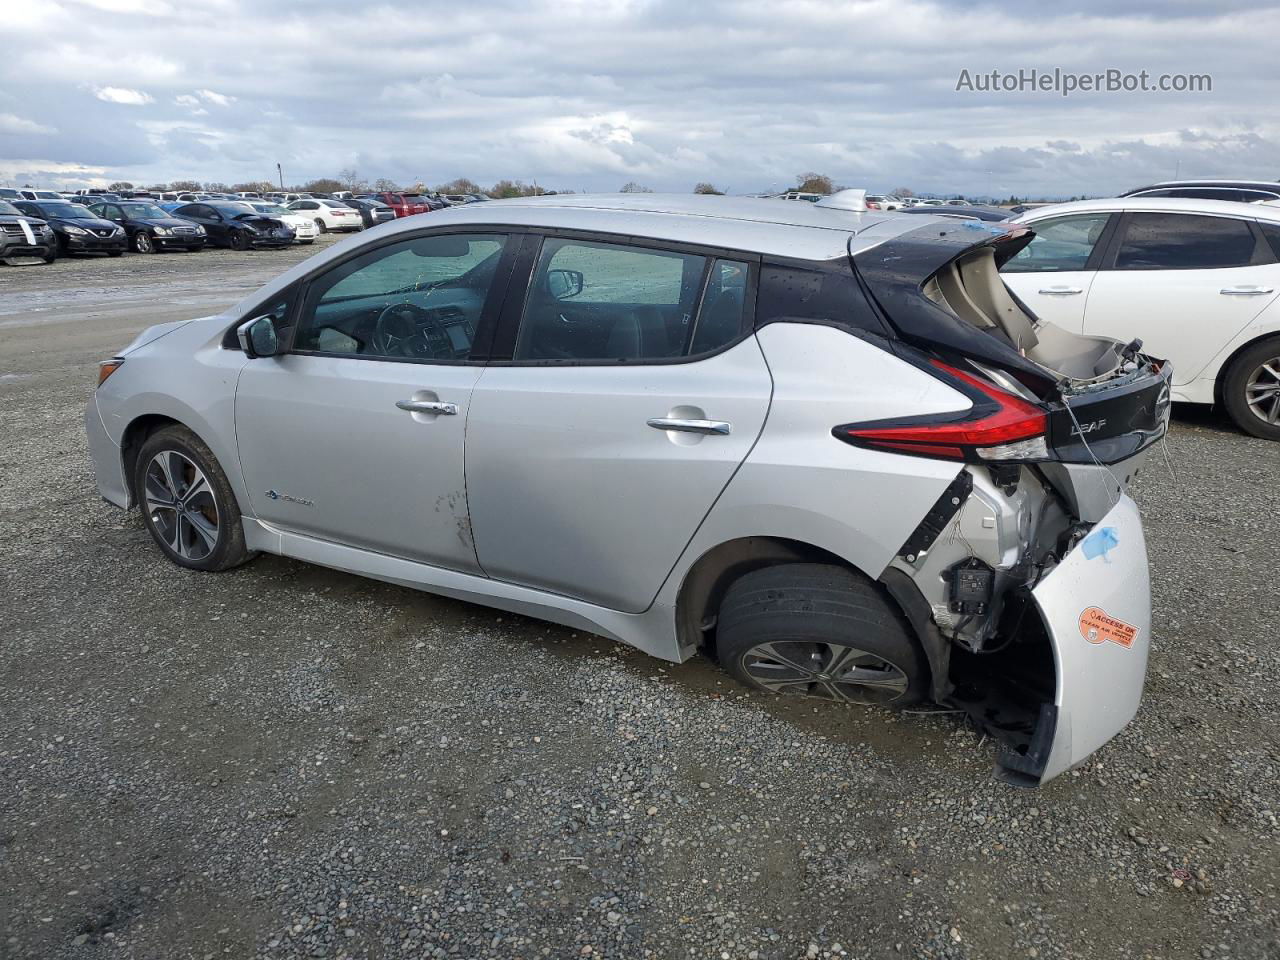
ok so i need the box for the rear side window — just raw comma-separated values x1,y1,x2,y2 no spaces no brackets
514,238,708,362
755,262,884,335
1259,223,1280,261
1113,213,1262,270
1002,214,1111,273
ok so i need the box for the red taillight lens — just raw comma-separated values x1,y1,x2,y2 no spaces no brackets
834,361,1048,462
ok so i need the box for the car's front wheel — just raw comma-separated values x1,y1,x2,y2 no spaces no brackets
313,218,327,234
228,230,250,251
134,426,254,572
134,231,157,253
715,563,926,708
1222,338,1280,441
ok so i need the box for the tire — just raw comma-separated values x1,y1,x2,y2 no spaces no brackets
228,230,250,251
715,563,926,708
1222,338,1280,440
313,218,327,234
43,246,57,264
134,231,156,254
134,426,255,572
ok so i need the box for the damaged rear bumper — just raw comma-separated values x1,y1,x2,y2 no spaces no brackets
1003,494,1151,785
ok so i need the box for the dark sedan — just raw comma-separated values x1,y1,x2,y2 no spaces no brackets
13,200,127,256
171,201,295,250
0,199,58,263
87,200,207,253
341,197,397,229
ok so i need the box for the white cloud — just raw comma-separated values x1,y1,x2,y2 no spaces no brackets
197,89,235,107
93,86,154,105
0,113,57,135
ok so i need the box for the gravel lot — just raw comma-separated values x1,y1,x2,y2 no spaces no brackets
1,242,1278,960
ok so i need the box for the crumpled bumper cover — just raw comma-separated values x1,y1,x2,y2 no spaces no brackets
1016,494,1152,784
85,393,128,508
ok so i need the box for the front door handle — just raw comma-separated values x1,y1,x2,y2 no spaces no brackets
396,399,458,415
647,417,731,436
1220,286,1274,296
1037,286,1084,296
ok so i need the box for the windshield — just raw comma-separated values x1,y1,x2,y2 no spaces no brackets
0,200,21,215
36,202,94,218
121,203,168,219
251,203,289,215
209,202,255,217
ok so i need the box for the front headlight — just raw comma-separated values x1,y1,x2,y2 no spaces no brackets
113,226,125,236
64,225,88,236
153,226,171,236
194,225,206,235
241,224,259,235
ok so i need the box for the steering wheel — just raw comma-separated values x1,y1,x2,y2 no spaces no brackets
370,302,455,360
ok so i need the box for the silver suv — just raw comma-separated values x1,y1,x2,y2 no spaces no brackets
86,193,1171,785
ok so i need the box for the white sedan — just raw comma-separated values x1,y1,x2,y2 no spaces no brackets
246,202,319,244
286,198,362,233
1004,196,1280,439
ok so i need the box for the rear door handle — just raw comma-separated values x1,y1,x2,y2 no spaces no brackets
396,399,458,415
647,417,731,435
1220,286,1274,296
1037,286,1083,296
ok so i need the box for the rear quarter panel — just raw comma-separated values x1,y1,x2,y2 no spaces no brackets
663,324,968,588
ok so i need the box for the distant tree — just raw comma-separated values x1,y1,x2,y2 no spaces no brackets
373,177,399,193
620,182,653,193
436,177,483,196
203,181,231,192
231,180,275,194
145,183,168,193
107,181,134,191
693,182,723,195
337,167,366,192
169,179,202,192
487,179,545,199
793,172,834,195
892,186,914,197
303,177,345,194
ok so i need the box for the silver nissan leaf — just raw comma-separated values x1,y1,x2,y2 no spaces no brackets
86,192,1172,785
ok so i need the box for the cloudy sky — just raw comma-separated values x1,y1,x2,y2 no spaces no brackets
3,0,1276,198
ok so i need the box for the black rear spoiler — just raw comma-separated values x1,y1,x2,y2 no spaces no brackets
850,222,1060,396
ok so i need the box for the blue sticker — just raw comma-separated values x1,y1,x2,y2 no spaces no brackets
1081,526,1119,561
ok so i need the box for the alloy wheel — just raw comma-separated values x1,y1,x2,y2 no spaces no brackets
1245,357,1280,425
143,450,220,561
135,232,153,253
741,640,910,705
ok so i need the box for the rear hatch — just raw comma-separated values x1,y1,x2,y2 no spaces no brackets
852,220,1171,472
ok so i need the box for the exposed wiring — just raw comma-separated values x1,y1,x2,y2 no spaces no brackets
1063,399,1122,510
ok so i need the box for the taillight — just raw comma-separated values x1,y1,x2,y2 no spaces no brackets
834,361,1048,462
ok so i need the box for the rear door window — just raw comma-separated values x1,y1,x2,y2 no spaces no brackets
1003,214,1112,273
513,238,710,362
1112,213,1263,270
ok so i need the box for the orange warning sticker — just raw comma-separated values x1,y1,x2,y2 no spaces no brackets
1078,607,1139,648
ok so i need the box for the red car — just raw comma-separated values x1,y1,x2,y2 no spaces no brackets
369,192,430,218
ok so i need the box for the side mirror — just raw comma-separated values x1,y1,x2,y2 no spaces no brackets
208,212,223,222
547,268,584,300
236,315,281,358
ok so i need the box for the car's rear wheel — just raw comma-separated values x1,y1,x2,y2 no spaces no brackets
314,218,327,234
1222,338,1280,441
228,230,250,251
134,426,254,572
134,231,157,253
715,563,926,708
